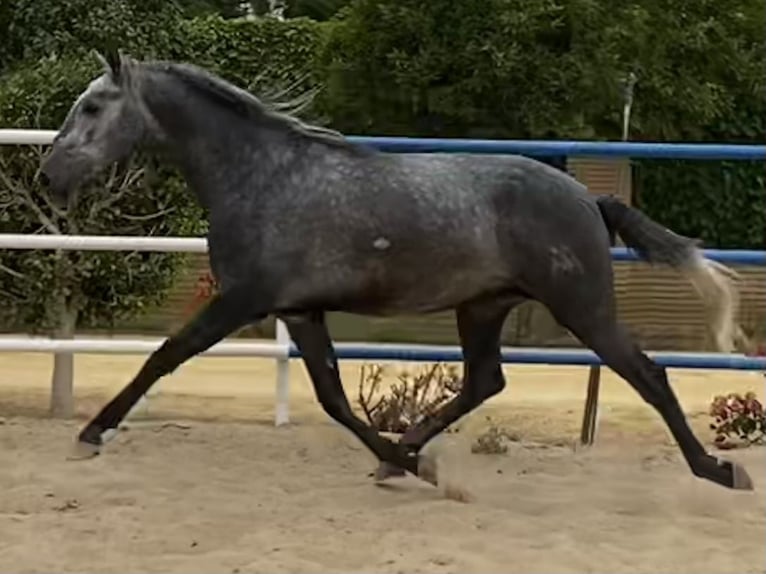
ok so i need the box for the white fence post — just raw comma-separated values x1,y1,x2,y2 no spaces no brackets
274,319,291,426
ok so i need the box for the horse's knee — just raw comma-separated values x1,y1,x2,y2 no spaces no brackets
461,368,505,407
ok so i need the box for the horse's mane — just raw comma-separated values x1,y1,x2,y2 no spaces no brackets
144,61,372,156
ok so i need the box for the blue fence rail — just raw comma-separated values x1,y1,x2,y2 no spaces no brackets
612,248,765,265
348,136,766,160
288,344,766,371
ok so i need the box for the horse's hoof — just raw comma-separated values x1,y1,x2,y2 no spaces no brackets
374,461,406,482
699,456,754,490
68,425,104,460
729,460,754,490
67,440,101,461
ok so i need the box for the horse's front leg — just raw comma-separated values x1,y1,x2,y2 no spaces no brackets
281,312,433,483
75,283,269,455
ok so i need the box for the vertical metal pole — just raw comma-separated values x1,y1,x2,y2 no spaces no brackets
579,71,637,446
274,318,291,426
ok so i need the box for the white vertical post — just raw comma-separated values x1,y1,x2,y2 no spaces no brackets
274,319,291,426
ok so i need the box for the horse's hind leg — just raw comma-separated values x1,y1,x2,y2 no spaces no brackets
548,292,754,490
282,311,428,480
377,296,519,481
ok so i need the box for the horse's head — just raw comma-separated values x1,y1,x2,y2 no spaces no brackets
41,50,151,205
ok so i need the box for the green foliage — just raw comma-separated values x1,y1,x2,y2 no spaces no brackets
0,0,184,73
169,15,326,100
275,0,352,21
319,0,582,138
174,0,248,19
319,0,765,248
0,55,205,332
635,160,765,249
709,392,765,448
185,0,351,21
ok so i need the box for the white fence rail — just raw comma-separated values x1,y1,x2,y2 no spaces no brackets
0,336,286,357
0,233,207,252
0,129,58,145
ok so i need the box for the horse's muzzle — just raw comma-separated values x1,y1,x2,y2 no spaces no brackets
40,148,76,208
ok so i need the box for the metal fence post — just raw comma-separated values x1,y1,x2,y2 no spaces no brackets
274,319,291,426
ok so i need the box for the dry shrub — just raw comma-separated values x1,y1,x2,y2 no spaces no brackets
357,362,462,433
709,391,765,449
471,416,517,455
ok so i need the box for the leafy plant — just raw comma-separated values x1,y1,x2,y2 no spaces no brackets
709,392,766,449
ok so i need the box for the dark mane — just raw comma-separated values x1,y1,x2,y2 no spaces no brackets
144,61,373,156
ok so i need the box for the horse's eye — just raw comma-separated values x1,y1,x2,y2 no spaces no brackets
82,102,101,116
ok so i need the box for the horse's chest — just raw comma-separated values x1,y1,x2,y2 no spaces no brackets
205,220,265,286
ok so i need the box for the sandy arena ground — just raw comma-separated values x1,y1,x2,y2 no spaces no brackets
0,351,764,573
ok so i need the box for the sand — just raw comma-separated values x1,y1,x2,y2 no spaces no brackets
0,351,764,573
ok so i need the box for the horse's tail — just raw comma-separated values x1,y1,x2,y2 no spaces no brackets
596,194,747,353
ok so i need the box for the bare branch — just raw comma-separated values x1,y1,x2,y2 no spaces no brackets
88,165,146,221
0,186,16,209
0,158,61,234
119,207,176,222
0,262,25,279
36,181,67,220
0,286,29,303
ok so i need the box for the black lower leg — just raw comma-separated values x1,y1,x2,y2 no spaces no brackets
284,313,420,475
400,300,511,452
401,367,505,451
582,324,753,490
79,286,266,447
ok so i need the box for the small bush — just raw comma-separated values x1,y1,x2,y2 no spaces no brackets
356,362,462,433
471,416,517,455
709,392,766,449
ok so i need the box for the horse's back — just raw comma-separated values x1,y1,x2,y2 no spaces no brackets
220,147,612,315
378,151,614,293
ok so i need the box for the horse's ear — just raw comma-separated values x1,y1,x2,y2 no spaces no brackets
93,49,111,74
92,47,129,84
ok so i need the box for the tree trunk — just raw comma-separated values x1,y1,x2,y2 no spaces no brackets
49,296,78,419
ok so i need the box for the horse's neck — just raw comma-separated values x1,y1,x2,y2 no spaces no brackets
140,71,280,211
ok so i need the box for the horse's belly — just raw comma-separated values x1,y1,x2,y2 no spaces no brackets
342,266,506,316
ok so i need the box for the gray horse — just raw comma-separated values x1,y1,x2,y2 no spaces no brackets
40,50,752,491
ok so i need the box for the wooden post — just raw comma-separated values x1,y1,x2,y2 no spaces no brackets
580,365,601,445
578,71,637,446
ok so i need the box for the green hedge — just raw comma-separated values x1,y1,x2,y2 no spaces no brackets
169,15,326,104
318,0,765,249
